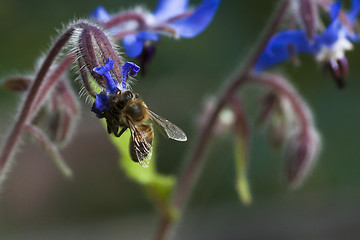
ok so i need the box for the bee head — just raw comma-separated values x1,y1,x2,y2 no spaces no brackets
114,90,133,110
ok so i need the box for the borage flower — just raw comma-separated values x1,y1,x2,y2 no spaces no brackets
91,58,140,119
92,0,221,58
255,0,360,88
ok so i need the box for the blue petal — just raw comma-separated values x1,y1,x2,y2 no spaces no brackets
92,92,110,118
93,58,118,93
329,1,341,21
255,30,313,72
169,0,220,38
123,34,144,58
347,0,360,23
137,31,160,41
122,62,140,77
123,32,160,58
154,0,189,22
91,6,111,22
120,62,140,90
255,48,291,72
267,30,313,53
93,58,114,75
312,20,341,49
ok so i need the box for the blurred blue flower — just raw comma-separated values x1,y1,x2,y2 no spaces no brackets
92,0,221,58
255,0,360,73
91,58,139,118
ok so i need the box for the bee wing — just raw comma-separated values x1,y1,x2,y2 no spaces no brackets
127,121,153,168
148,110,187,142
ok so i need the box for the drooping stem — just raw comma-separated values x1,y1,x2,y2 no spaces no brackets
247,73,311,133
30,55,75,115
0,26,75,186
104,12,147,29
173,0,290,211
153,0,290,239
25,124,73,178
113,30,140,40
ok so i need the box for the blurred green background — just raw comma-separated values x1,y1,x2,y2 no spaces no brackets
1,0,360,239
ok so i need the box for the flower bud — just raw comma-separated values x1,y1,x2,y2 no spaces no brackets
323,57,349,89
70,22,125,97
265,93,299,149
2,76,32,92
284,127,321,188
47,78,79,147
256,91,278,127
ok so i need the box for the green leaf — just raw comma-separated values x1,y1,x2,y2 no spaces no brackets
234,136,252,206
102,120,177,219
90,74,177,219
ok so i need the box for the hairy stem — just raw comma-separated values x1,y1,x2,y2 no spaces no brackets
247,73,311,132
25,124,73,178
0,27,75,187
153,0,290,239
173,0,290,211
30,55,75,115
104,12,147,29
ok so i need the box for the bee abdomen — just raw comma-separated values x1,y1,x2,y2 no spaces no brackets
129,124,153,163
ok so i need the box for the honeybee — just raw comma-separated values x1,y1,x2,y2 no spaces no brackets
103,90,187,168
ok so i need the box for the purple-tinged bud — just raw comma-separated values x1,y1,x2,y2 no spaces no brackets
3,76,32,92
285,127,321,189
256,92,278,127
70,22,125,97
249,73,322,188
47,79,79,147
266,94,298,149
267,114,286,150
323,57,349,89
299,0,318,41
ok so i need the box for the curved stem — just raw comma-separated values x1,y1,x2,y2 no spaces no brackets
30,55,75,115
104,12,147,29
153,0,291,239
0,27,75,187
247,73,311,132
173,0,290,211
25,124,73,179
113,30,140,40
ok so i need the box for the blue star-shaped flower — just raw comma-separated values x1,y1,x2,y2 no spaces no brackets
92,0,221,58
255,0,360,72
91,58,140,118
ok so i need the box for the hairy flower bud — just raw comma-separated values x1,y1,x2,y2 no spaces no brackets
47,79,79,147
69,22,125,97
2,76,32,92
264,93,299,149
285,127,321,188
257,92,278,127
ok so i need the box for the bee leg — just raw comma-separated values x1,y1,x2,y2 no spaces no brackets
106,120,113,134
115,127,128,137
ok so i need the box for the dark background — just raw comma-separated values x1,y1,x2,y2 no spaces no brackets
0,0,360,239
